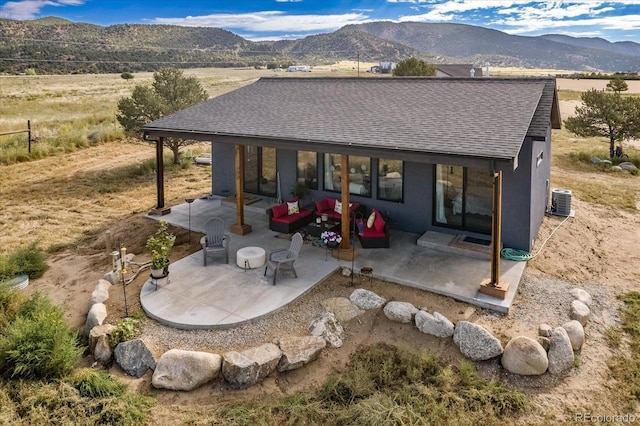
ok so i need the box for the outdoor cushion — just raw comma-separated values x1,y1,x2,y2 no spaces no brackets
315,198,328,213
272,203,288,219
367,211,376,228
374,212,386,233
287,200,300,215
334,200,342,214
273,209,312,224
356,219,386,238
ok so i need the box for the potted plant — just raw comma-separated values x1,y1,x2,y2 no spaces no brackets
320,231,342,248
146,220,175,278
290,181,310,201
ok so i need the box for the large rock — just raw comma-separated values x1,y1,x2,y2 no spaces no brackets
570,300,590,326
309,311,344,348
501,336,549,376
547,327,575,375
415,311,454,338
383,301,418,323
538,323,552,338
222,343,282,388
570,288,592,306
562,320,585,351
277,336,326,372
619,161,638,171
89,324,116,366
152,349,222,391
322,297,365,322
88,324,116,353
349,289,386,310
114,339,156,378
453,321,503,361
84,303,107,337
88,279,112,310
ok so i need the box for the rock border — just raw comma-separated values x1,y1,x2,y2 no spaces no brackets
87,264,594,391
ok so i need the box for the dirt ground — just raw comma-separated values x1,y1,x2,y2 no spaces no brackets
4,77,640,423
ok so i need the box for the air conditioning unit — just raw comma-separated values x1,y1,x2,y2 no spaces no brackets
551,189,572,216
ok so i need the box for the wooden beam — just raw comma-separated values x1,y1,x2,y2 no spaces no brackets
149,137,171,215
332,154,358,261
480,169,507,298
230,144,252,235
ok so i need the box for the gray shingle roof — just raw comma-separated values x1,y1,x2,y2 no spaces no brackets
144,76,558,161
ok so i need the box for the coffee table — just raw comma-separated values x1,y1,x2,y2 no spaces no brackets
303,220,340,238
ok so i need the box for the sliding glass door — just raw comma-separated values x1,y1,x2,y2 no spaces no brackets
244,146,277,197
434,165,492,234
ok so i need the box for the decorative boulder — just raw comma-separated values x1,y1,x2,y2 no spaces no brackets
547,327,575,375
152,349,222,391
89,324,116,366
222,343,282,388
538,336,551,351
570,300,590,326
277,336,326,372
383,301,418,323
453,321,503,361
562,320,585,351
538,323,552,337
88,279,111,310
415,311,454,338
341,267,352,277
114,339,156,378
322,297,365,322
349,289,386,310
501,336,549,376
619,161,638,171
570,288,592,306
309,311,344,348
84,303,107,338
88,324,116,354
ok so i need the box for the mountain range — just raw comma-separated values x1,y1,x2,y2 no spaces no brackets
0,17,638,74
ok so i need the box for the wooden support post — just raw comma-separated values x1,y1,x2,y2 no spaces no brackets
480,169,508,299
333,154,358,261
149,137,171,215
230,144,252,235
27,120,31,153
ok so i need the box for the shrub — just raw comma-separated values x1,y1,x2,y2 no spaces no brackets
0,292,82,380
68,368,127,398
120,72,134,80
0,282,21,328
111,317,139,346
0,244,47,282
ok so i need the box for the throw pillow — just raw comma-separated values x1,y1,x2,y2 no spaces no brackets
272,203,288,219
366,211,376,228
315,198,328,213
374,213,386,233
287,200,299,215
334,200,342,214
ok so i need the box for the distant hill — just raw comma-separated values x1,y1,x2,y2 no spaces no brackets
1,17,639,74
342,21,640,72
538,34,640,58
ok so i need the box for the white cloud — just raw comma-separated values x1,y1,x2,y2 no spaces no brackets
152,11,371,34
0,0,84,20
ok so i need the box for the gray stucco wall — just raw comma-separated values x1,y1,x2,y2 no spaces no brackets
210,139,549,252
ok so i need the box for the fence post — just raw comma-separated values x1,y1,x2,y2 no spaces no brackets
27,120,31,153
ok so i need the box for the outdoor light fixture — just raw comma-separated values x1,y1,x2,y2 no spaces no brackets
186,198,195,244
119,246,129,317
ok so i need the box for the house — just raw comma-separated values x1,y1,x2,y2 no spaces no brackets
286,66,310,72
143,77,560,259
436,64,484,78
379,62,396,73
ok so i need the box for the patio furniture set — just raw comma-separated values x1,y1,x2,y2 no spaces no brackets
267,196,390,248
200,218,303,285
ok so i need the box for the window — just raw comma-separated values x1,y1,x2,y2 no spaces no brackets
378,159,403,202
296,151,318,190
323,153,371,196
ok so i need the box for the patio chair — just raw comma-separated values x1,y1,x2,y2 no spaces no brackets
264,232,303,285
201,218,229,265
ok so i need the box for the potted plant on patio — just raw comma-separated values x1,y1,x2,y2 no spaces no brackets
320,230,342,248
146,220,175,278
290,181,310,202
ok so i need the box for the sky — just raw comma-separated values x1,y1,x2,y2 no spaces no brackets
1,0,640,43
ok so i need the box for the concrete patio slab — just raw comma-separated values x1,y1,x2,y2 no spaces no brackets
142,196,526,329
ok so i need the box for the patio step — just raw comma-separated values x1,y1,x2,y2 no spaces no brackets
417,231,490,260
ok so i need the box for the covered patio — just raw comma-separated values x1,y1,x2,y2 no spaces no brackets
140,197,525,330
